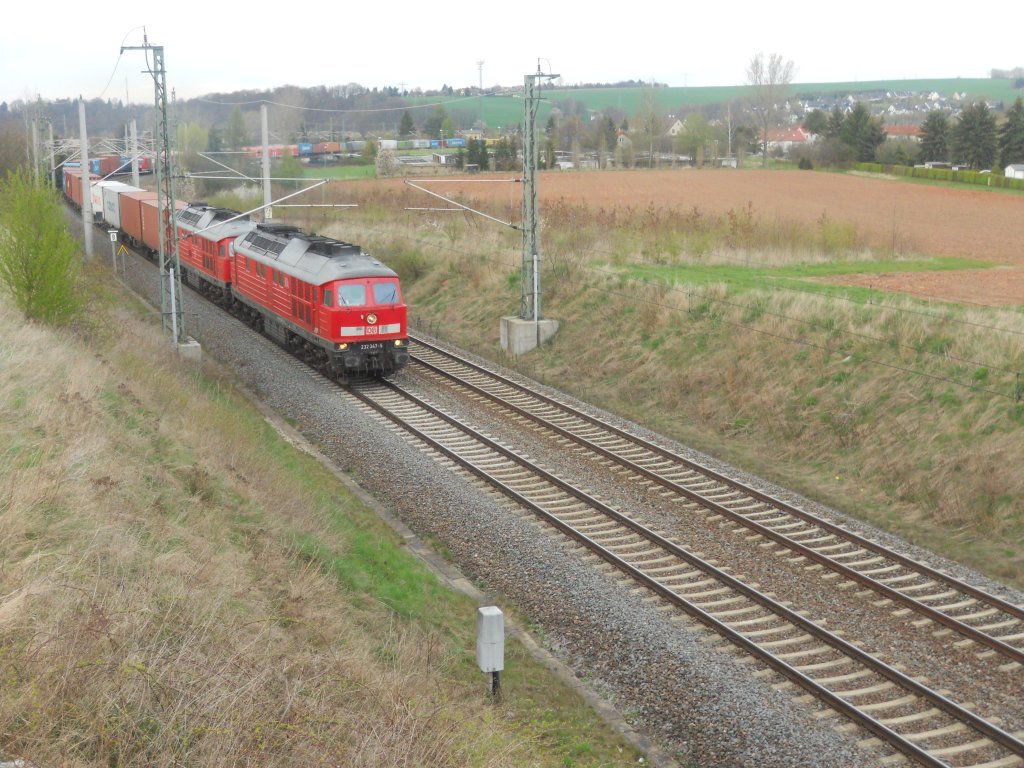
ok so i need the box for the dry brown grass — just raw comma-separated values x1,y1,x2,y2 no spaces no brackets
0,295,633,766
284,187,1024,588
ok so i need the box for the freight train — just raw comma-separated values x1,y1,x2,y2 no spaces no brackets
61,167,410,378
242,138,468,159
63,154,154,176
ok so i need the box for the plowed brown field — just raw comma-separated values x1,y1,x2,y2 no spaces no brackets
377,169,1024,305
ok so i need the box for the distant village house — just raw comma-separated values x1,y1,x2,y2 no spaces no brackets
883,125,922,141
765,127,811,152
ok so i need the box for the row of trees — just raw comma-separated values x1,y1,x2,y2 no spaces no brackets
800,104,886,163
794,96,1024,170
917,97,1024,169
750,52,1024,171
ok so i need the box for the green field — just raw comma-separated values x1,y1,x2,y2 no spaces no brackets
303,163,377,180
407,77,1019,129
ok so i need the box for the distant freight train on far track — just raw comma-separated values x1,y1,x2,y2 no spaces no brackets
61,166,410,378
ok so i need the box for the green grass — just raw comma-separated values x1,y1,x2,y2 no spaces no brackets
619,255,992,300
302,164,377,180
0,290,650,767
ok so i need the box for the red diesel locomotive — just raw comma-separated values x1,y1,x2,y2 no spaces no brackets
172,203,410,377
228,223,410,376
61,169,410,378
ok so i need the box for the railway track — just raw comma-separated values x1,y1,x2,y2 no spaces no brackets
408,335,1024,671
111,235,1022,765
345,373,1024,768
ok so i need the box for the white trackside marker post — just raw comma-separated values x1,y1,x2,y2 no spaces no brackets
476,606,504,702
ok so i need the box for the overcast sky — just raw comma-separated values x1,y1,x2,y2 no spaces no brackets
2,1,1018,106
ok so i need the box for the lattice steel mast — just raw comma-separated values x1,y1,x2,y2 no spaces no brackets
121,34,185,343
520,63,558,321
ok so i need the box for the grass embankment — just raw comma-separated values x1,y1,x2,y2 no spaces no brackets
257,182,1024,588
0,287,643,766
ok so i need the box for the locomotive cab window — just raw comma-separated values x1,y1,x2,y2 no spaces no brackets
322,289,333,307
337,283,366,306
372,281,400,305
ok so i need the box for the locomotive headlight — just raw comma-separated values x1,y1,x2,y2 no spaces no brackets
338,343,348,351
394,339,404,347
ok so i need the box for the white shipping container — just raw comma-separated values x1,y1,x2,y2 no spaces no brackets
102,182,144,229
378,139,398,150
90,180,119,221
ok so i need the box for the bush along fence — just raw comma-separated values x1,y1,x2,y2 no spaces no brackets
853,162,1024,190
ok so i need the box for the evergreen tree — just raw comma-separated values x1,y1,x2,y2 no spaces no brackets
225,106,248,150
802,109,828,136
919,111,950,163
398,110,415,137
825,107,844,140
953,101,997,169
840,103,885,162
207,126,222,153
998,96,1024,168
492,138,513,171
421,106,447,139
603,117,617,151
277,152,303,189
465,139,489,170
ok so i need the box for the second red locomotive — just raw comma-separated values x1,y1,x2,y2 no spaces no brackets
62,167,410,378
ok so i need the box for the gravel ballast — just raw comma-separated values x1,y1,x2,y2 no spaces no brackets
117,254,1023,767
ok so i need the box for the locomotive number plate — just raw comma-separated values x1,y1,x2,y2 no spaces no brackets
361,342,383,351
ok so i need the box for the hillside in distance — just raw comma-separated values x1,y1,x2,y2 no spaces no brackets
7,77,1018,140
193,77,1022,135
467,77,1021,126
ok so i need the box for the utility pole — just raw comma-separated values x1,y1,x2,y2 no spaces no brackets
47,121,54,184
261,103,272,220
31,118,40,185
78,98,94,258
476,60,485,127
130,117,140,187
121,34,186,345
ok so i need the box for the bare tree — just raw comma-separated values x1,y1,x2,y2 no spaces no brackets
746,52,795,167
634,86,663,168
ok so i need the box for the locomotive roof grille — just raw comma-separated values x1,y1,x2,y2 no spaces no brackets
210,208,245,222
255,223,301,235
243,232,288,255
237,228,396,284
178,209,204,226
303,235,361,257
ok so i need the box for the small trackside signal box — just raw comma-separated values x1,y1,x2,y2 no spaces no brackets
476,606,504,673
